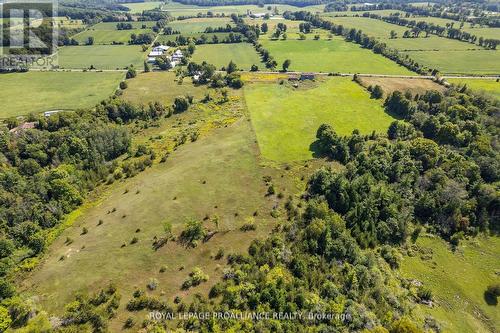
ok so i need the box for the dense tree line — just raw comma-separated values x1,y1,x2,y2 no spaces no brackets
172,0,327,7
312,87,499,246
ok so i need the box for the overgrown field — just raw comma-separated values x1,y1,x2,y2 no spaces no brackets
191,43,262,70
0,72,123,118
121,72,209,105
447,78,500,100
401,236,500,333
21,108,315,330
56,45,146,69
123,1,164,13
260,38,415,74
402,50,500,74
245,77,395,161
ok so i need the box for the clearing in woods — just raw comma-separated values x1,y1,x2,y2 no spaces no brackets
245,77,395,161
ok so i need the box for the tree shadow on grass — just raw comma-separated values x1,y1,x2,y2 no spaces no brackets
483,291,498,306
309,140,323,158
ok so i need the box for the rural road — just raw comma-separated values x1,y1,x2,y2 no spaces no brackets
26,67,500,79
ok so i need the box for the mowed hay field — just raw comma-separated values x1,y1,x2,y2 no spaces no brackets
121,72,208,105
245,77,395,161
401,236,500,333
0,72,123,118
166,17,233,33
191,43,262,70
402,50,500,74
21,119,283,323
447,78,500,100
358,77,445,97
260,38,415,74
324,16,410,39
56,45,145,69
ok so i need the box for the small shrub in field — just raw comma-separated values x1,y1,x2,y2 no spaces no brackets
130,237,139,244
124,317,135,328
215,248,224,260
147,278,158,291
182,267,208,290
81,227,88,235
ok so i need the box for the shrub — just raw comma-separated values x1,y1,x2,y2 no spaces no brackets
120,81,128,90
182,267,208,290
147,278,158,291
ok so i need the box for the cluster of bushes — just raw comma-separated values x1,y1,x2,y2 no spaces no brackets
181,267,209,289
164,32,244,47
254,43,278,69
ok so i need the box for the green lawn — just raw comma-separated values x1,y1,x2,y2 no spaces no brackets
245,77,395,161
447,78,500,100
0,72,123,118
191,43,262,70
166,17,233,34
260,38,415,74
403,50,500,74
401,236,500,333
121,72,209,105
56,45,146,70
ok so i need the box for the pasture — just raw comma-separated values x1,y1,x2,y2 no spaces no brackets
403,50,500,74
245,77,395,161
191,43,262,70
260,38,415,74
91,21,158,30
321,9,405,17
166,17,233,33
121,72,209,105
447,78,500,100
0,72,123,118
56,45,146,69
156,32,242,43
401,236,500,333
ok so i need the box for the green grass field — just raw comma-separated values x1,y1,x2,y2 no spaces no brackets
245,77,395,161
0,72,123,118
72,29,151,45
324,16,412,39
260,38,415,74
447,78,500,100
123,1,164,13
166,17,233,34
159,2,324,17
403,50,500,74
321,9,405,17
383,36,481,51
91,21,158,30
401,236,500,333
56,45,146,70
191,43,263,70
156,31,242,43
121,72,209,105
